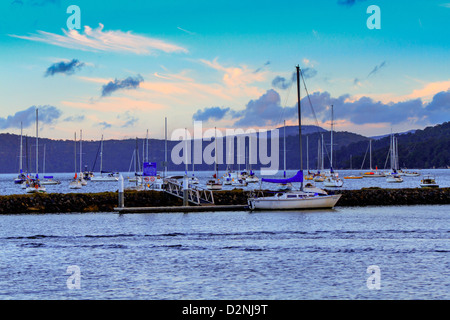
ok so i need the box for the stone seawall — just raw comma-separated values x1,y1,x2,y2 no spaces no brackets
0,188,449,214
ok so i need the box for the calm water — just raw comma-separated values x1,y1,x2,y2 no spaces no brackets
1,169,449,195
0,205,448,300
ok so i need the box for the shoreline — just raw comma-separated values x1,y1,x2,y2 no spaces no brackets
0,188,449,214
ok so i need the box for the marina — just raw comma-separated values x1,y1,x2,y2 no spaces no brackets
1,168,449,196
0,172,449,214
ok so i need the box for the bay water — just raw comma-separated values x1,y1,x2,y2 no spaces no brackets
0,205,448,300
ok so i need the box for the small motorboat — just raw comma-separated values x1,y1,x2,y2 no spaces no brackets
404,171,420,177
206,179,222,190
420,175,439,188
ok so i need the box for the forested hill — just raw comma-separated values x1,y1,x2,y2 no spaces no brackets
336,122,450,170
0,122,448,174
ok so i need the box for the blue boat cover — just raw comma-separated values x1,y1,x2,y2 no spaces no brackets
143,162,157,176
262,170,303,184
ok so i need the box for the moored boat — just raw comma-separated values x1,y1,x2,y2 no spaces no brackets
248,66,341,211
26,108,46,194
420,175,438,188
344,175,362,179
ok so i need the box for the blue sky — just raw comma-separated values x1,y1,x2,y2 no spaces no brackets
0,0,449,140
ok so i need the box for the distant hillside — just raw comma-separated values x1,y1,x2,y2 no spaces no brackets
0,128,366,174
0,122,447,174
370,129,417,140
277,125,327,137
339,122,450,169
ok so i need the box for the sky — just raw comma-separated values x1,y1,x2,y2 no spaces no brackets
0,0,449,141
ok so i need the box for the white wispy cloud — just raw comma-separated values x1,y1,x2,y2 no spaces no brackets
177,26,196,35
10,23,188,55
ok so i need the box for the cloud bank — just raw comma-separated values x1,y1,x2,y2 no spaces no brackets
192,89,450,128
0,105,62,129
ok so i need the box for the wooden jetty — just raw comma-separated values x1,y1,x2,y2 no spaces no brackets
114,204,249,214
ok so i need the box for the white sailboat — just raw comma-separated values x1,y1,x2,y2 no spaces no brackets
40,144,61,185
69,132,82,190
77,129,87,186
323,105,344,188
26,108,46,194
361,140,385,178
126,137,146,191
313,134,326,182
277,120,292,191
206,127,223,190
248,66,341,211
14,122,27,184
386,134,403,183
91,135,119,182
189,135,199,185
127,137,142,183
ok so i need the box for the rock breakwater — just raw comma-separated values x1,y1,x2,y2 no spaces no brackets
0,188,448,214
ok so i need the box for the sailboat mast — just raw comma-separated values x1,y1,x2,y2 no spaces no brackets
283,119,286,178
390,133,393,170
394,136,398,170
330,104,334,168
321,134,324,170
214,127,218,178
185,128,188,175
43,144,46,175
164,117,168,178
80,130,83,175
20,122,23,173
296,65,303,190
36,108,39,177
317,139,320,170
74,132,77,174
146,129,149,163
100,134,103,173
306,135,309,171
135,137,138,186
26,135,29,174
369,139,372,170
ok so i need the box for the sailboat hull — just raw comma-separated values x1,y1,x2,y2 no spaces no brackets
323,179,344,187
248,194,341,210
26,186,46,193
91,176,119,182
41,180,61,185
362,172,386,177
